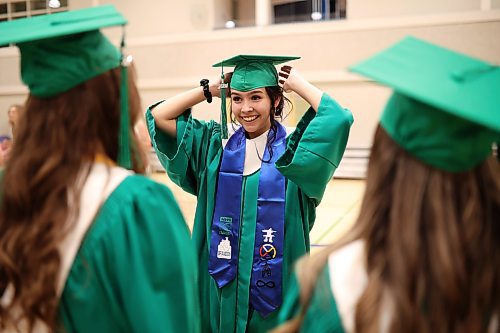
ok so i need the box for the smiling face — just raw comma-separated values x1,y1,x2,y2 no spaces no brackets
231,88,278,139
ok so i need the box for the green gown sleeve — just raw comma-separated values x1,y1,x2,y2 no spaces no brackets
59,176,200,333
146,103,220,196
276,93,353,203
278,265,345,333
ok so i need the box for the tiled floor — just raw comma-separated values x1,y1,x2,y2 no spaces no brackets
150,172,365,254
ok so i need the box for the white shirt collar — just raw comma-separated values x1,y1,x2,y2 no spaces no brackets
243,129,269,176
222,125,294,176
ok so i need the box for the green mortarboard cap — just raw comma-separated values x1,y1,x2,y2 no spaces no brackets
213,55,300,91
212,55,300,138
0,5,134,169
0,5,126,97
350,36,499,172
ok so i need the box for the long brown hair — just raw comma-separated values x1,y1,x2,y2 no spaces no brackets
276,125,500,333
0,66,146,331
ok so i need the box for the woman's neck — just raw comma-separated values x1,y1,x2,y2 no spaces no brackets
247,128,269,142
245,121,272,139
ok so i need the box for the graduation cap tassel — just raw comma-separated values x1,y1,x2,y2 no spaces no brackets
220,63,229,139
118,26,132,169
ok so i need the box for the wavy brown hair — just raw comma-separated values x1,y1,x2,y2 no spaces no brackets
276,125,500,333
0,66,146,332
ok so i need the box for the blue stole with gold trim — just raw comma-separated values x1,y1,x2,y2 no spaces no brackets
208,123,287,317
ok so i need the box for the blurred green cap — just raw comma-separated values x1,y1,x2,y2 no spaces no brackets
0,5,126,98
350,36,499,172
0,5,134,169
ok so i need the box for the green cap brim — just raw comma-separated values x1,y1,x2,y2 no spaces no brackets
1,5,126,97
0,5,126,46
213,54,300,91
212,55,300,68
0,5,133,170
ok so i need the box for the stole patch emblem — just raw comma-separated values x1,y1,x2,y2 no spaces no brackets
219,216,232,236
262,228,276,243
217,237,232,259
259,243,277,260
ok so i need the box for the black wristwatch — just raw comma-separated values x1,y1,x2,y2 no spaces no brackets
200,79,212,103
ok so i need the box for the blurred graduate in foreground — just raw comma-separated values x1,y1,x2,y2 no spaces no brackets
276,36,500,333
0,6,200,333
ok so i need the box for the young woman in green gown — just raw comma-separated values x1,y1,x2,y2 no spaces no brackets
276,37,500,333
0,6,199,333
147,55,353,332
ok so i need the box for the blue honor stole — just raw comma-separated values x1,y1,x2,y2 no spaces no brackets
208,123,287,317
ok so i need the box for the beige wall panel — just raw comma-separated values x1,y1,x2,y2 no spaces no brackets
317,83,391,147
348,0,481,19
98,0,213,36
493,0,500,8
70,0,94,9
130,21,500,81
0,55,21,87
237,0,256,26
213,0,234,28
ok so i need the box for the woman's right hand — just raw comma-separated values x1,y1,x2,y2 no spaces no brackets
209,80,221,99
210,72,233,99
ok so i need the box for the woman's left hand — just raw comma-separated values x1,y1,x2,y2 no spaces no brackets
278,65,323,111
278,66,304,93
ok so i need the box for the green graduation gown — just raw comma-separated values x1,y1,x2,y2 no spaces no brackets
280,237,500,332
146,93,353,332
58,173,200,333
278,265,345,333
278,240,368,333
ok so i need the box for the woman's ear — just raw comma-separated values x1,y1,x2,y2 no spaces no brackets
274,96,282,109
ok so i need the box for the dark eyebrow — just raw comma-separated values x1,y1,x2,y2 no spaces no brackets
248,90,265,95
231,90,264,97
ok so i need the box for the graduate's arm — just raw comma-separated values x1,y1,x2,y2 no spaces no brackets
276,67,353,203
279,66,322,112
151,81,221,138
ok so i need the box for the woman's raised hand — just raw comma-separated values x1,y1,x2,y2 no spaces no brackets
209,79,221,99
210,72,233,99
278,65,304,93
279,66,322,111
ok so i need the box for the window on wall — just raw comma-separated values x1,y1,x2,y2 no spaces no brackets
274,0,346,24
217,0,346,29
0,0,68,22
